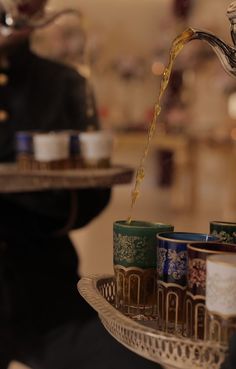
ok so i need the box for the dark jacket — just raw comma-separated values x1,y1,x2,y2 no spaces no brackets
0,40,110,237
0,39,110,368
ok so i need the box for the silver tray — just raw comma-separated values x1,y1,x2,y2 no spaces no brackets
0,164,133,192
78,275,227,369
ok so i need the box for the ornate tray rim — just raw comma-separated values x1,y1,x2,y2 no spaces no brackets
78,275,227,369
0,164,133,192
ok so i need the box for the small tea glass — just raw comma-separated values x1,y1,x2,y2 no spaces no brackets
186,242,236,340
80,131,114,168
33,131,70,169
113,220,174,320
206,254,236,345
157,232,218,335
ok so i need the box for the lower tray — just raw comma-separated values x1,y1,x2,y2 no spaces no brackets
78,276,227,369
0,164,133,192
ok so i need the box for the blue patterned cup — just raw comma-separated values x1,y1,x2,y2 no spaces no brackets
15,131,34,170
15,131,33,154
156,232,219,334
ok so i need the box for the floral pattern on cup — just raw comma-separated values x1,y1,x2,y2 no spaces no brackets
114,233,156,269
114,220,174,318
211,229,234,243
156,232,218,335
157,232,217,287
114,221,174,269
157,248,167,278
187,242,236,296
187,258,206,290
157,248,187,281
210,221,236,244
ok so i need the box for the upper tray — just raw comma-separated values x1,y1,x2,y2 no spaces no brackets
78,276,227,369
0,164,133,193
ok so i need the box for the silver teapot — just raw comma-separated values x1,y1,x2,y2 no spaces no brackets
189,1,236,78
0,0,82,35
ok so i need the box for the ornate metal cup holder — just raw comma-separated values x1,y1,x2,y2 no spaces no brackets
78,275,227,369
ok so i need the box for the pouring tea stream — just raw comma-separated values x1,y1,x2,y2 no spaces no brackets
128,1,236,223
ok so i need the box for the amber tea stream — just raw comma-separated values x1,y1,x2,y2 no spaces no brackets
127,28,194,223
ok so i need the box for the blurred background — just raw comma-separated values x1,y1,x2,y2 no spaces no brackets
31,0,236,275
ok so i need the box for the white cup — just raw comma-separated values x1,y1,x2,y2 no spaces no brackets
206,253,236,343
33,132,70,162
206,254,236,317
79,131,114,167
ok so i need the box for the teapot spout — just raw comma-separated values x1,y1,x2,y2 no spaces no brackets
25,9,83,29
190,28,236,78
1,8,82,34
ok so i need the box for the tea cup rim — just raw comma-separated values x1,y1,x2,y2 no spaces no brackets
114,220,173,230
210,220,236,226
157,232,218,243
187,242,236,254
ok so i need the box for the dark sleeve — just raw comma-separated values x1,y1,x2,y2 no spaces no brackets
1,187,111,236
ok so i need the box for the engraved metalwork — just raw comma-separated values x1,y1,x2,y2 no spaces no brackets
206,310,236,345
157,280,186,335
114,265,157,319
78,276,227,369
185,291,206,340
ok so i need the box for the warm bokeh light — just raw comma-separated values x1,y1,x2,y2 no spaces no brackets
230,127,236,140
228,92,236,119
151,61,165,76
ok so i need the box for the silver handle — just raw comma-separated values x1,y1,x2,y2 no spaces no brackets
228,1,236,23
228,2,236,46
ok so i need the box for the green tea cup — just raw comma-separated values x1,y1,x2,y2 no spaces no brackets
113,220,174,319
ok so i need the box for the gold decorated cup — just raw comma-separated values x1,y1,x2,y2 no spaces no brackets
113,220,174,320
206,254,236,345
186,242,236,340
156,232,218,335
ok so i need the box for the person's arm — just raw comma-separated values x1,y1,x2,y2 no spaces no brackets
1,186,111,237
